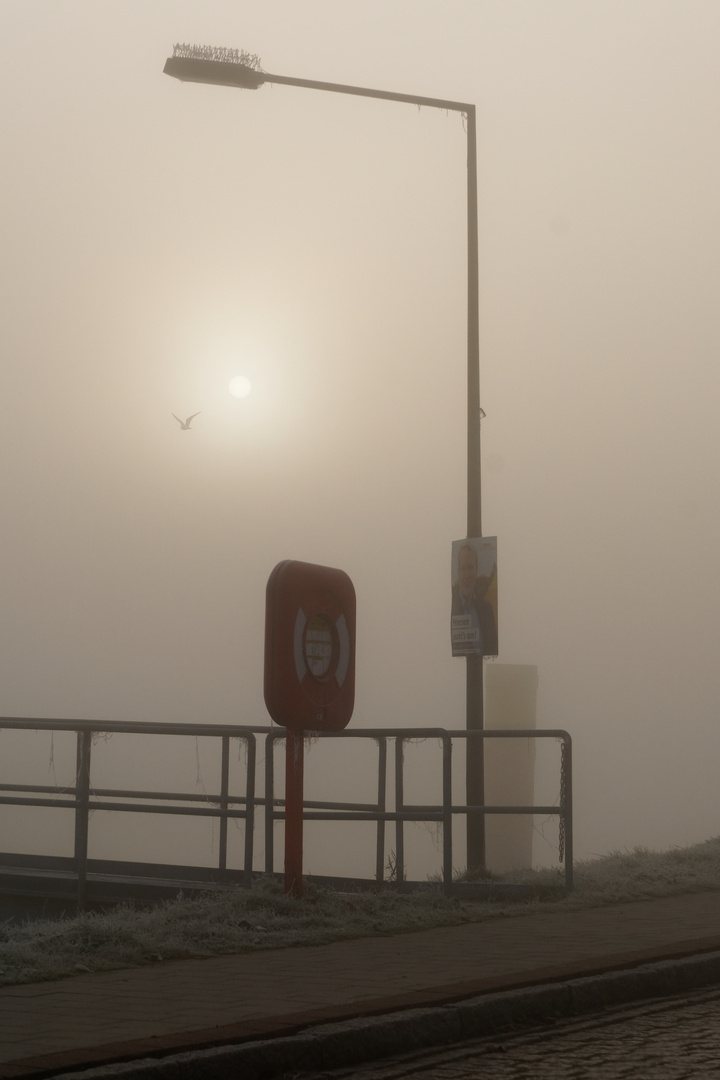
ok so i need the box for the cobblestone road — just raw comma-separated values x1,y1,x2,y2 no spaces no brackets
306,986,720,1079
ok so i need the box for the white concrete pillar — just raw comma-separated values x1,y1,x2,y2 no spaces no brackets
484,664,538,872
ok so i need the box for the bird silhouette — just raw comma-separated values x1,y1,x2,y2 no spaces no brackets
172,411,201,430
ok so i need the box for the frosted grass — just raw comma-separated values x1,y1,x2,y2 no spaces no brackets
1,837,718,986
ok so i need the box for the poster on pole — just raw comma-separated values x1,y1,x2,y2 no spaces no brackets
450,537,498,657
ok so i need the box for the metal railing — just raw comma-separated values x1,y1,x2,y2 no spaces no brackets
0,718,260,908
0,717,572,908
264,727,572,894
264,727,455,885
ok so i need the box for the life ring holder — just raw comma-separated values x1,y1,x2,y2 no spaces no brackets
264,560,356,732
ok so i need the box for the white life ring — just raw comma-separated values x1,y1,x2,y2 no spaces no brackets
293,606,351,705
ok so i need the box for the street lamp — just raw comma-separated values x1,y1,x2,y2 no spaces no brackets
164,44,487,869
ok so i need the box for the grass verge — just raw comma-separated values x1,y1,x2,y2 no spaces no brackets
1,837,719,987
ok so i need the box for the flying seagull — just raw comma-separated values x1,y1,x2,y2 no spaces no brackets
172,411,201,430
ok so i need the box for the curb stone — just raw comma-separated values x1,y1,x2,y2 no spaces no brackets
49,950,720,1080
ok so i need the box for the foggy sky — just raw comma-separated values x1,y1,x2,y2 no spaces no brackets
2,0,720,868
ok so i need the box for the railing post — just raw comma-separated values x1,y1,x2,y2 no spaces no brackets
219,735,230,872
74,728,92,911
442,733,453,895
264,732,276,875
562,734,573,892
244,735,256,885
394,737,405,885
375,737,387,883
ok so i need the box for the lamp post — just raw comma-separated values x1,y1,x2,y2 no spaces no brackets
164,46,486,870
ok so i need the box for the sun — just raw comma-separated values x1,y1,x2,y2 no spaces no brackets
229,375,252,399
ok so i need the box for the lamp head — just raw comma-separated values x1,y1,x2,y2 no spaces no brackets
164,43,264,90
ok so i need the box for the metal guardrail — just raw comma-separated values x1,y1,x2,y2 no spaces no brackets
0,717,572,909
264,727,573,895
0,718,261,909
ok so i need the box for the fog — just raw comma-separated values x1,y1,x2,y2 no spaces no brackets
1,0,720,875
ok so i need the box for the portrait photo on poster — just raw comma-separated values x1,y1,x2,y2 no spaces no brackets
450,537,498,657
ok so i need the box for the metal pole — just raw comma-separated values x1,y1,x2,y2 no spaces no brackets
442,732,453,895
466,105,481,541
375,737,387,883
394,736,405,885
244,734,256,885
164,53,485,870
73,729,92,911
219,735,229,872
264,732,275,875
284,729,304,897
562,734,574,893
464,105,485,872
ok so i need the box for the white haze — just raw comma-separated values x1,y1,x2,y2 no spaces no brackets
1,1,720,873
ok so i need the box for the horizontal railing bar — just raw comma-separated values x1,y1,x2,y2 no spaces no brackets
444,729,571,740
0,718,265,737
0,794,561,816
306,811,444,822
0,792,249,808
85,801,250,818
0,718,569,740
0,783,76,795
0,794,563,818
0,796,251,819
265,727,455,740
300,799,383,812
452,805,562,815
0,785,278,809
90,787,250,805
0,783,251,805
0,796,77,809
268,809,444,822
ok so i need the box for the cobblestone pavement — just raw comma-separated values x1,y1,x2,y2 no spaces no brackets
308,987,720,1080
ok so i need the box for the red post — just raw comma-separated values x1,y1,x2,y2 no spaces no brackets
284,729,304,897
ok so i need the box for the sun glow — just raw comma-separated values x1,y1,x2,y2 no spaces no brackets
229,375,252,399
